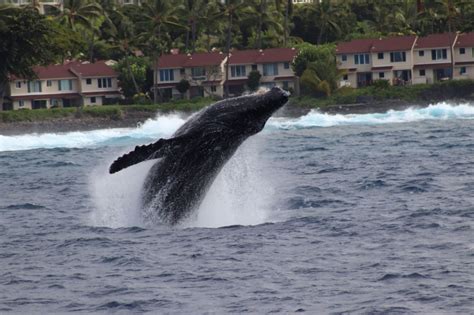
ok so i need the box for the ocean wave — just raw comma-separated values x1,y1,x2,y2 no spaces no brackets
1,102,473,152
267,102,474,130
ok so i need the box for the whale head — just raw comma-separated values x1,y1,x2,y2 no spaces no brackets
209,86,289,135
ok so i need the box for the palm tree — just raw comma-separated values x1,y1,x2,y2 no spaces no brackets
310,0,342,44
56,0,103,31
244,0,283,49
138,0,183,103
198,1,224,52
221,0,246,98
108,12,141,95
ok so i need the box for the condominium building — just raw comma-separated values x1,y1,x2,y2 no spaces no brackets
336,32,474,88
6,61,122,110
155,48,298,100
0,0,63,14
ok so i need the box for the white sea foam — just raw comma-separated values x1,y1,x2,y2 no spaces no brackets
268,102,474,130
1,103,473,152
0,113,186,152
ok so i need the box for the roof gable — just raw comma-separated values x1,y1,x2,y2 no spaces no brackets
371,35,416,52
414,33,457,49
454,32,474,47
70,60,117,77
336,38,374,54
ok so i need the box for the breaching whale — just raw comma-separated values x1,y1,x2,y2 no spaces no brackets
109,87,289,225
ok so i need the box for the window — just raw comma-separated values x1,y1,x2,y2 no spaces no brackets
341,54,347,61
159,69,175,81
180,68,185,75
47,80,52,87
97,78,112,88
431,49,447,60
419,69,425,76
284,62,290,69
379,72,385,78
15,81,21,89
230,65,246,77
191,67,206,78
91,97,96,103
378,52,384,60
390,51,406,62
19,100,25,107
460,47,465,55
252,64,258,70
460,67,466,75
354,54,370,65
343,74,348,80
211,86,217,92
27,81,42,93
58,79,72,91
86,78,92,85
263,63,278,76
282,81,289,89
418,50,424,57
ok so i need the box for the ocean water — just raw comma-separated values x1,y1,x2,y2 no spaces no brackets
0,102,473,314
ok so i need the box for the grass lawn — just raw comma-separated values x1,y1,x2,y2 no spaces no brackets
0,97,215,123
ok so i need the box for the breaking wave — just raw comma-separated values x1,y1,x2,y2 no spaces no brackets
1,102,473,152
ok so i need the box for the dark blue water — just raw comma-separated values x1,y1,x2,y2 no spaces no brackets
0,105,473,314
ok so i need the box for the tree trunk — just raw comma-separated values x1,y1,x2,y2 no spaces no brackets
284,1,289,46
191,17,197,53
224,10,233,98
153,56,158,104
0,80,7,111
185,17,191,52
256,0,264,49
126,55,141,95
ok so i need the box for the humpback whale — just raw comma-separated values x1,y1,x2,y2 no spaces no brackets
109,87,289,225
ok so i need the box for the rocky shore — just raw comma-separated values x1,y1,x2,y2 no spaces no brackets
0,100,429,136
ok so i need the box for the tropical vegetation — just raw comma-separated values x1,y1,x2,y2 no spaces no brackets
1,0,474,107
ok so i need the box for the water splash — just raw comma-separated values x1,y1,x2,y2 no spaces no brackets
183,137,278,228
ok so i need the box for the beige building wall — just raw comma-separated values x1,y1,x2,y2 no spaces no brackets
10,78,79,97
337,53,372,73
371,51,413,70
80,77,119,92
413,47,452,65
13,99,32,110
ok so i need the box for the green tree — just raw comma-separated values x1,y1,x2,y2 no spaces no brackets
0,8,59,109
138,0,184,103
114,56,150,99
176,79,190,98
246,70,261,91
293,43,342,97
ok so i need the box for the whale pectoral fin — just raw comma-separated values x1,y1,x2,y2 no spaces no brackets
109,138,170,174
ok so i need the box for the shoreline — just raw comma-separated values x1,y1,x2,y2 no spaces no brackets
0,100,458,136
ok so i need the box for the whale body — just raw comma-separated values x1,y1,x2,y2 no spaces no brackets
109,87,289,225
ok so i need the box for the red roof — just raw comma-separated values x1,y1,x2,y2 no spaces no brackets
12,61,116,80
31,62,77,79
158,48,298,68
228,50,261,64
70,61,117,77
255,48,298,63
371,35,416,52
157,54,189,68
372,66,393,71
274,76,296,81
336,38,374,54
81,91,122,96
414,33,457,49
158,52,225,68
454,32,474,47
